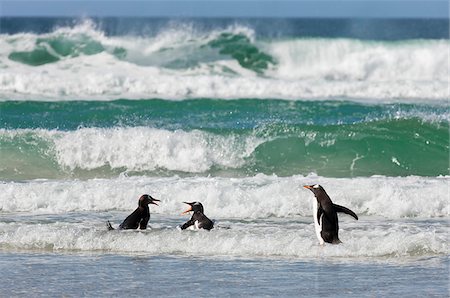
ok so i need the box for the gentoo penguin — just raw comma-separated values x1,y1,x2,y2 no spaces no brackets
179,202,214,230
304,184,358,245
107,194,160,230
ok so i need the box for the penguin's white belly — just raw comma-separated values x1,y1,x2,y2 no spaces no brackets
184,220,200,230
313,200,324,245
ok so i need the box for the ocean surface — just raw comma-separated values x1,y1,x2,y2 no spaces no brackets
0,17,449,297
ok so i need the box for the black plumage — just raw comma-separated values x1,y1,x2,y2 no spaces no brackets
304,184,358,244
107,194,160,230
180,202,214,231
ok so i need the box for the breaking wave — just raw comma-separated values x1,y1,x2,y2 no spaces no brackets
1,117,448,179
0,20,448,101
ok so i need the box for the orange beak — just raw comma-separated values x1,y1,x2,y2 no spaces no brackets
181,205,193,215
303,185,312,189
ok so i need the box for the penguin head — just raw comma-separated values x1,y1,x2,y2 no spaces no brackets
303,184,325,196
181,201,204,214
304,184,334,205
139,194,160,207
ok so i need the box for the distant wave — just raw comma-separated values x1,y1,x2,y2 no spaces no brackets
0,20,448,101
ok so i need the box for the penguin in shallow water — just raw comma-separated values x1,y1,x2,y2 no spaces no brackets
107,194,160,230
179,202,214,231
303,184,358,245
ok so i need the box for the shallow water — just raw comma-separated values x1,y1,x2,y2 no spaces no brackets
0,252,447,297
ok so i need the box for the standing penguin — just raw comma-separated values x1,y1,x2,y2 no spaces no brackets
107,194,160,230
303,184,358,244
179,202,214,230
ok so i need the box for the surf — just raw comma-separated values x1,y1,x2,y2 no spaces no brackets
0,174,448,219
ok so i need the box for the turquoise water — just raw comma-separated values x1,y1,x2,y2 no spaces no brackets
0,17,449,297
1,99,448,179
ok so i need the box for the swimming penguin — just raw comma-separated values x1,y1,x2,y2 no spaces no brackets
107,194,160,230
303,184,358,245
179,202,214,230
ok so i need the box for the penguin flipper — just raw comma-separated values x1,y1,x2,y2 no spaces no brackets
333,204,358,220
317,207,323,226
106,220,115,231
180,219,195,230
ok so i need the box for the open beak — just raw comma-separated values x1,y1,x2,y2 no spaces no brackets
181,202,193,215
150,198,160,206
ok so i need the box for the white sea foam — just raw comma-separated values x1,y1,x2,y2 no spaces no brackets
268,39,448,82
0,217,447,258
0,22,448,102
0,175,448,218
1,174,448,258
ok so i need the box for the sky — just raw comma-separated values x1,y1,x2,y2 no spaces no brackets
0,0,448,18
